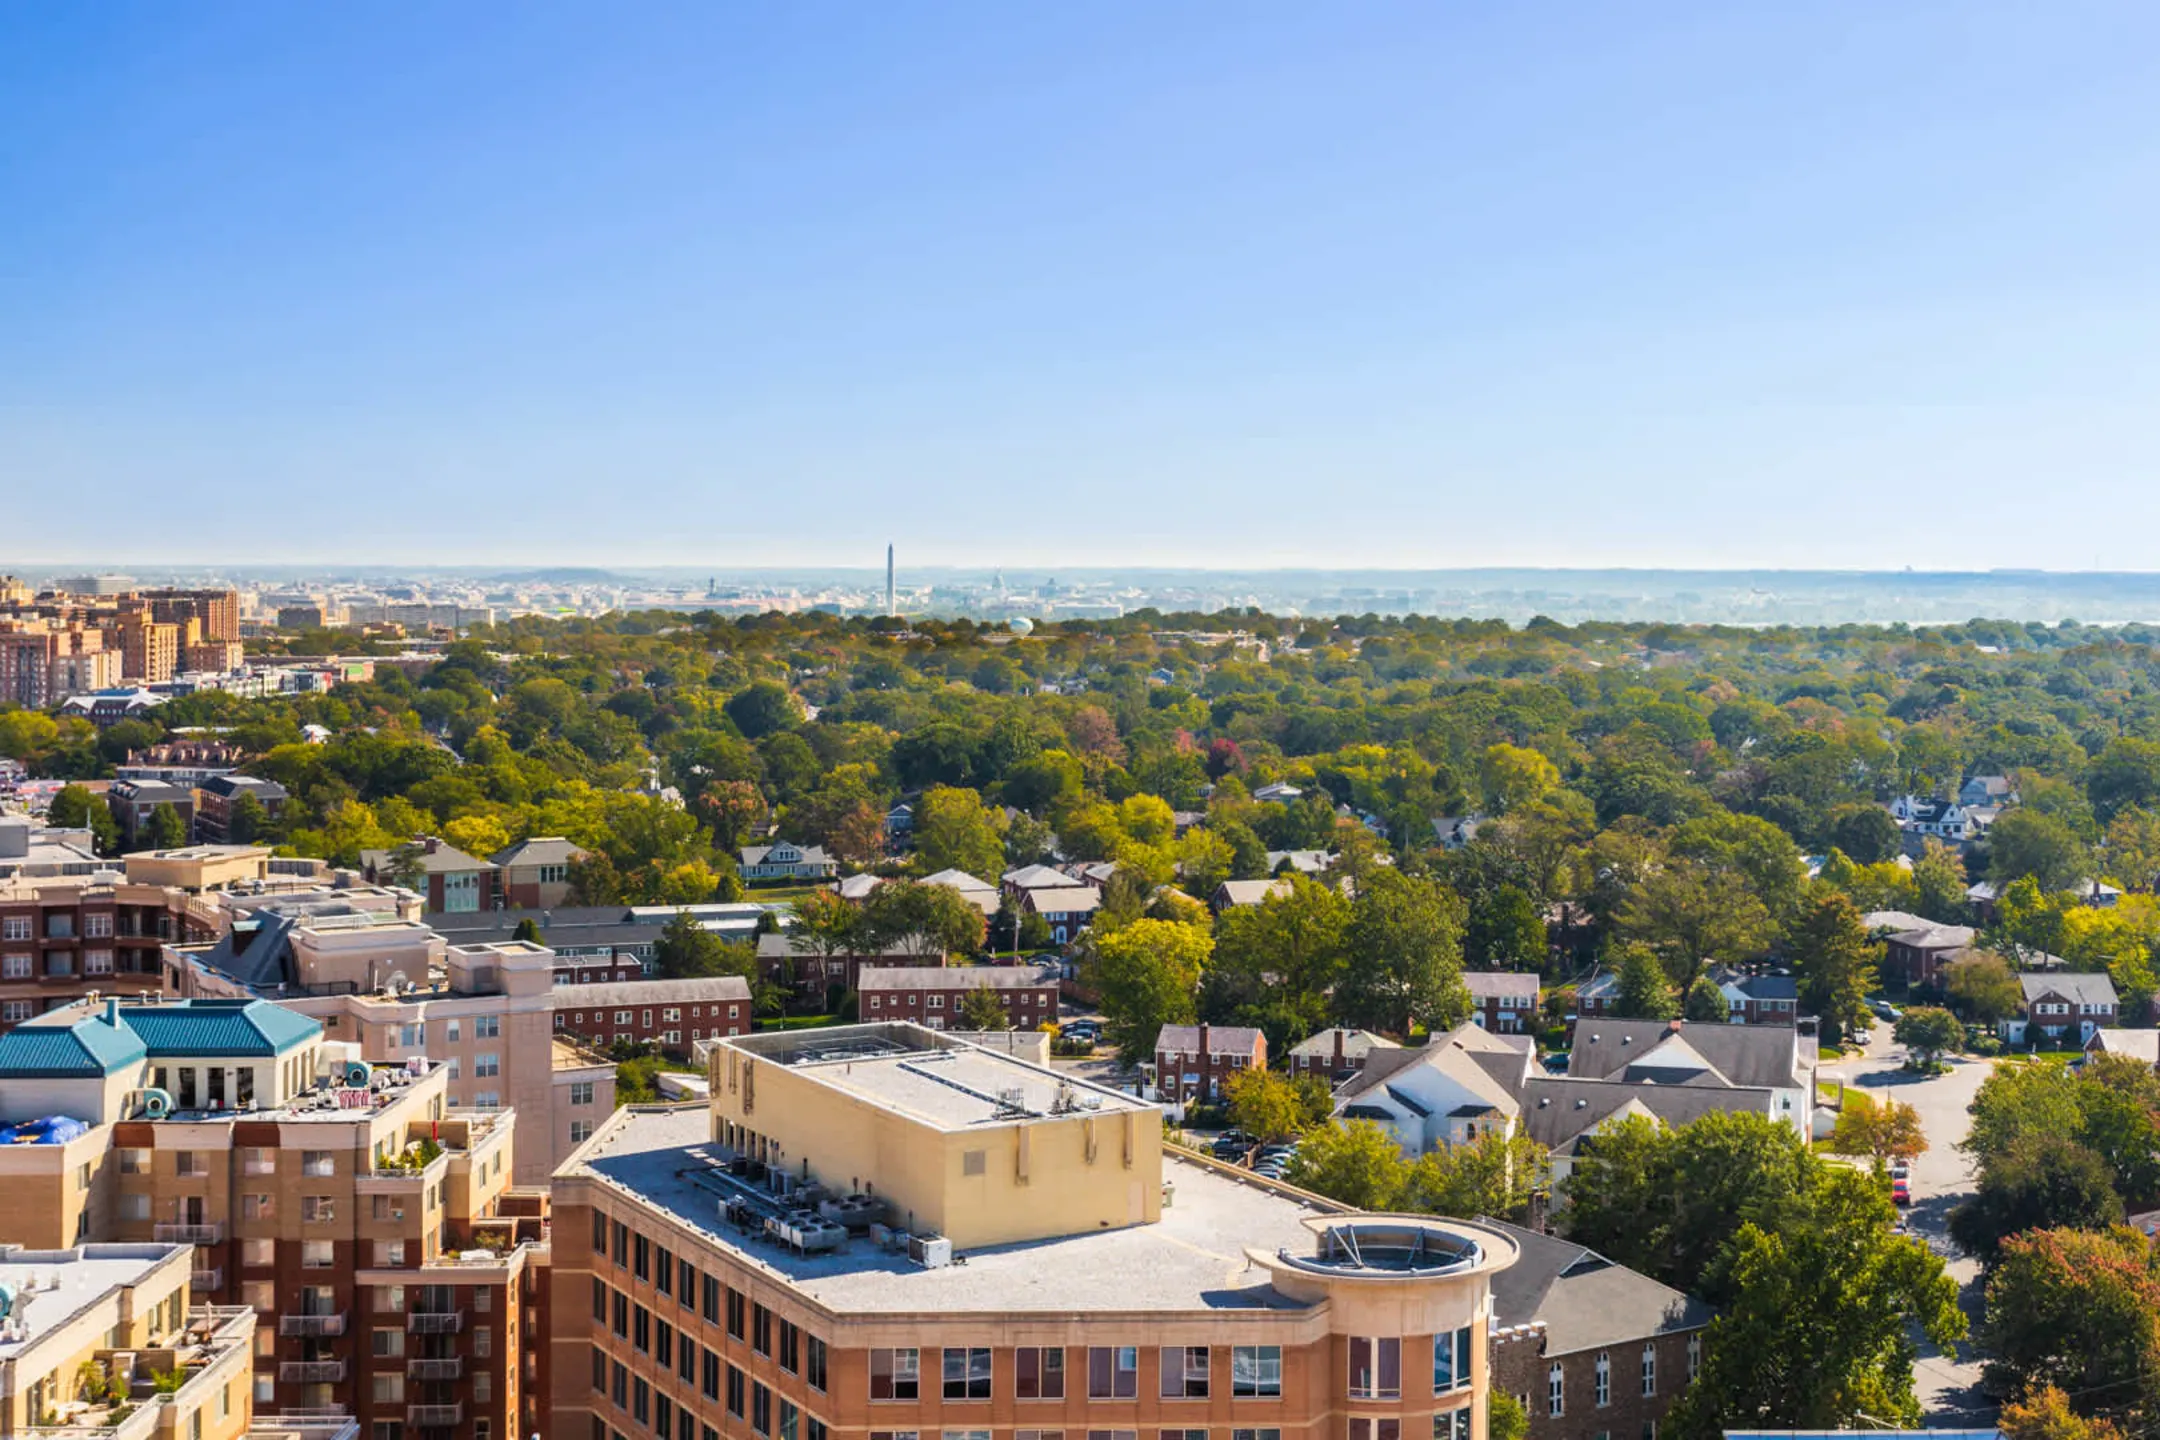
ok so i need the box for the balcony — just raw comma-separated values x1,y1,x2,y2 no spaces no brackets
191,1267,223,1292
405,1310,463,1334
278,1361,347,1384
156,1222,225,1243
405,1357,463,1380
279,1314,347,1338
405,1406,463,1428
247,1415,360,1440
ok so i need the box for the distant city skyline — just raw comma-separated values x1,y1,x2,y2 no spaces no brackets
9,4,2160,566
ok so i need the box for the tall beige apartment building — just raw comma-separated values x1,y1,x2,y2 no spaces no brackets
0,998,539,1440
552,1024,1517,1440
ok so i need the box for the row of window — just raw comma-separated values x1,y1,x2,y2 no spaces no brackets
1,913,115,940
866,1432,1284,1440
868,1345,1294,1402
593,1278,829,1393
1542,1340,1698,1418
1,950,117,977
595,1350,828,1440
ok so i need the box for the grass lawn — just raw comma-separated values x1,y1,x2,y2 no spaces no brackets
1818,1078,1845,1106
765,1012,843,1031
743,884,826,907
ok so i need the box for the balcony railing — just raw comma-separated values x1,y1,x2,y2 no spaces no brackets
156,1222,224,1243
191,1267,222,1292
278,1361,347,1383
405,1358,462,1380
246,1415,360,1440
405,1311,462,1334
279,1313,347,1337
405,1406,463,1428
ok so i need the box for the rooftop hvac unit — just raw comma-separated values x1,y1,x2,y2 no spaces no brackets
139,1088,174,1120
343,1060,371,1088
907,1234,952,1269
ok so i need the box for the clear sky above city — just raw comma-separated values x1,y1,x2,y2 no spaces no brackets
6,3,2160,569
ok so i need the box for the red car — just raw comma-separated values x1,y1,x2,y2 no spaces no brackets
1892,1179,1913,1206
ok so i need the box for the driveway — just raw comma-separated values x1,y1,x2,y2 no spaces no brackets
1821,1027,1994,1426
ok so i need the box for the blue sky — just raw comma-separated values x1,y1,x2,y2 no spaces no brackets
6,3,2160,568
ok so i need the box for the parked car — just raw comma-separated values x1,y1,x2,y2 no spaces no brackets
1892,1178,1912,1206
1871,999,1903,1023
1061,1020,1100,1041
1210,1131,1252,1160
1890,1160,1911,1181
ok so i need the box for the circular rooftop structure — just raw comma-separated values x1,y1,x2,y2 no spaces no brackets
1253,1216,1519,1285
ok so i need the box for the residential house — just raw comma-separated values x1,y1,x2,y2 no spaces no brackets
1570,970,1619,1025
1022,885,1102,944
884,801,914,836
1464,971,1542,1034
920,868,999,916
833,872,885,902
1251,782,1303,803
753,929,945,1002
1968,877,2120,925
1709,967,1802,1026
999,862,1072,904
190,774,285,844
489,835,587,908
1960,774,2019,808
1285,1027,1400,1084
1883,922,1979,988
1889,795,1996,848
359,835,501,913
738,840,837,882
1565,1018,1817,1134
1265,849,1331,876
857,963,1061,1030
2085,1028,2160,1067
1432,814,1486,850
1484,1219,1714,1440
1334,1025,1530,1153
2004,972,2118,1047
1151,1022,1267,1107
1211,877,1294,912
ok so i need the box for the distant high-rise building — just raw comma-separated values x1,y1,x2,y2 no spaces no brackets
886,543,896,616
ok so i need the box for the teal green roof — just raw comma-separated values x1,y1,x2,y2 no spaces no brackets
115,1000,320,1058
0,1014,149,1078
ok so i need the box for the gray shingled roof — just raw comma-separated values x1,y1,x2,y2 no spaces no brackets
1569,1019,1810,1092
2021,972,2118,1008
1462,971,1542,1000
857,965,1059,992
1480,1218,1713,1356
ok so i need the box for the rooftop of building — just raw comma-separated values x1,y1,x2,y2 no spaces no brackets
855,964,1058,992
572,1103,1349,1314
0,1243,188,1359
551,975,752,1007
727,1024,1150,1131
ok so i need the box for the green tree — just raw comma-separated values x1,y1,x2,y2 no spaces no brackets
1619,863,1773,982
914,785,1007,880
1091,918,1211,1060
1912,839,1970,922
1827,803,1904,865
1478,742,1559,814
1894,1006,1963,1069
1978,1226,2160,1411
1948,1134,2122,1264
955,984,1010,1032
723,681,802,739
1946,952,2025,1022
226,790,270,844
1464,884,1547,972
1613,942,1679,1020
1999,1385,2124,1440
1683,974,1727,1022
1281,1121,1408,1209
1224,1068,1307,1143
1669,1166,1966,1436
1403,1129,1549,1222
2088,738,2160,825
1990,809,2092,893
860,879,989,957
1559,1111,1815,1301
1336,869,1470,1033
143,802,189,852
513,916,544,944
1208,876,1349,1032
1487,1392,1529,1440
1789,892,1880,1045
653,909,758,984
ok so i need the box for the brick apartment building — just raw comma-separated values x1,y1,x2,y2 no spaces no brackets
0,997,538,1440
194,776,288,845
488,837,587,910
109,778,198,849
552,1023,1519,1440
0,871,210,1031
551,976,754,1055
1483,1221,1711,1440
0,618,121,706
856,964,1061,1030
359,838,499,914
1152,1022,1268,1107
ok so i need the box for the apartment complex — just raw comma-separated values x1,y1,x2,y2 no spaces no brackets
0,621,121,707
856,965,1060,1030
0,589,242,691
0,1241,276,1440
550,978,752,1057
552,1023,1520,1440
0,871,211,1032
0,998,535,1440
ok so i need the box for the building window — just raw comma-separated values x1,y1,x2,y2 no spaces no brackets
475,1052,500,1078
726,1288,746,1340
475,1015,500,1038
1161,1347,1209,1399
752,1303,772,1355
571,1082,595,1105
752,1383,771,1437
1433,1327,1471,1393
1433,1413,1471,1440
1348,1424,1400,1440
779,1319,799,1373
808,1335,828,1393
780,1403,799,1440
870,1349,920,1401
1549,1363,1565,1417
1087,1347,1138,1400
726,1364,743,1416
1230,1346,1280,1398
301,1195,335,1223
1016,1347,1064,1400
1641,1344,1656,1397
1687,1334,1700,1381
1350,1338,1401,1400
1596,1351,1611,1407
944,1347,992,1400
571,1120,593,1144
1236,1432,1283,1440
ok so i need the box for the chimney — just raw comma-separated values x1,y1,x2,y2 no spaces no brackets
1333,1029,1345,1067
104,997,119,1027
1198,1022,1209,1065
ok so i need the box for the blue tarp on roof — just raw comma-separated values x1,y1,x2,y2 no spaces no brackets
0,1014,149,1078
5,1115,92,1144
116,999,319,1057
